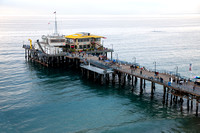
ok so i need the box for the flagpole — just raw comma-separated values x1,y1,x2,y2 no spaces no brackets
189,63,192,80
54,11,58,35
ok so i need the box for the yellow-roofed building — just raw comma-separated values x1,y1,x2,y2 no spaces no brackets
65,32,105,51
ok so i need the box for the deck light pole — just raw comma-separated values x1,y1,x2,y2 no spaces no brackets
153,61,156,74
116,53,118,62
133,57,136,64
54,11,58,35
111,44,113,50
175,66,178,76
111,44,113,60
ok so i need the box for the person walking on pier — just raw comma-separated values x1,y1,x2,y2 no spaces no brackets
193,85,196,91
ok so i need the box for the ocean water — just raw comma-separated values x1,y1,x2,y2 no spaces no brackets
0,15,200,132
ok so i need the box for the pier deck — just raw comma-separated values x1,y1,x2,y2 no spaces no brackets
81,65,113,74
86,55,200,96
23,45,200,116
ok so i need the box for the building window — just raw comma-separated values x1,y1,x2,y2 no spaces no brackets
79,45,83,49
87,45,90,48
78,39,84,42
78,38,90,42
83,45,87,48
66,39,74,43
67,45,70,48
50,39,65,43
95,38,100,41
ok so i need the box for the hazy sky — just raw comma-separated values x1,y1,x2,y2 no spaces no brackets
0,0,200,16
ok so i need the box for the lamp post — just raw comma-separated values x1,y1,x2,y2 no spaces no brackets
133,57,136,65
175,66,178,76
153,61,156,75
116,53,118,62
111,44,113,50
111,44,113,60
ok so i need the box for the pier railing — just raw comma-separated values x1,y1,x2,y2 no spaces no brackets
114,67,200,95
87,58,199,95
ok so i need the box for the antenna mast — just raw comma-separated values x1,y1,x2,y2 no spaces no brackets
54,11,58,35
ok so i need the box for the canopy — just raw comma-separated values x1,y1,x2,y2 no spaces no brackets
193,76,200,79
65,33,104,39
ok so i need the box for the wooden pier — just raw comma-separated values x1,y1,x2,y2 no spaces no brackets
23,45,200,116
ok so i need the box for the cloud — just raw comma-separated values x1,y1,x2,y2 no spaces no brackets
0,0,200,16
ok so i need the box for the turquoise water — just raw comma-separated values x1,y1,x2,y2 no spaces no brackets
0,15,200,132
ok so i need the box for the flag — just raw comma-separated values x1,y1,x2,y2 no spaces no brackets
48,22,50,24
189,63,192,71
103,37,107,39
54,11,56,14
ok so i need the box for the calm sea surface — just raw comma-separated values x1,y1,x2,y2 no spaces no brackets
0,15,200,132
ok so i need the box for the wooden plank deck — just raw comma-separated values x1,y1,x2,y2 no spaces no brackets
85,55,200,97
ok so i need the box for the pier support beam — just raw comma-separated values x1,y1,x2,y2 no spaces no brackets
123,73,126,86
112,73,115,85
94,72,96,82
163,86,166,104
170,94,173,105
191,100,193,110
118,73,121,85
180,97,183,112
196,101,199,116
175,96,178,104
166,88,169,105
187,98,189,112
25,49,27,58
101,74,104,85
140,78,143,94
132,75,134,86
151,82,155,97
87,70,90,79
135,77,137,84
106,74,109,84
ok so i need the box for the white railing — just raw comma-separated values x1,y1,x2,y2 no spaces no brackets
42,45,63,55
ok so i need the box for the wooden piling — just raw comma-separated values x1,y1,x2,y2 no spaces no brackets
166,88,169,105
123,73,126,86
187,98,189,111
132,75,134,86
191,100,193,110
196,100,199,116
135,76,137,84
87,70,90,79
101,74,104,85
170,94,173,105
106,74,109,84
118,73,121,85
151,82,155,96
25,49,27,58
175,96,178,104
94,72,96,82
140,78,143,94
163,86,166,104
112,73,115,84
180,97,183,112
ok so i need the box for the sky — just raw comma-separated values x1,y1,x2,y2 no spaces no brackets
0,0,200,16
